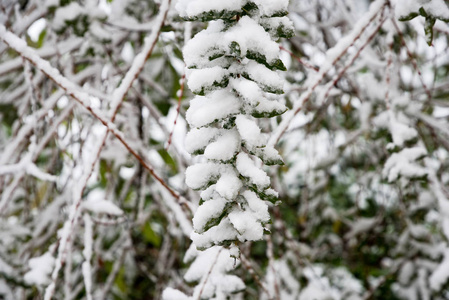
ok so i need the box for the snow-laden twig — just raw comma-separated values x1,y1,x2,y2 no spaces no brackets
269,0,387,147
82,214,93,300
0,102,75,214
40,1,173,299
314,10,386,106
0,7,183,204
194,248,222,300
0,38,84,76
0,90,62,165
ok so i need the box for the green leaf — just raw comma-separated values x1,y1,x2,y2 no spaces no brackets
246,50,286,71
241,72,284,94
181,9,240,22
251,105,287,118
192,76,229,95
276,23,295,39
157,149,177,173
199,203,233,233
257,189,279,204
142,222,161,247
99,159,109,188
241,2,258,16
398,12,419,21
229,41,241,57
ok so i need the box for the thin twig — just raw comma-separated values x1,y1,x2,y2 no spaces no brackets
280,45,319,71
166,72,185,150
196,248,222,300
240,252,272,299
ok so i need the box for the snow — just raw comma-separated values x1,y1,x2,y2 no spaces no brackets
255,146,283,165
253,0,289,16
231,77,263,106
191,218,238,249
243,60,284,93
344,218,377,239
121,42,135,64
264,259,300,300
235,115,265,148
231,77,287,116
162,288,190,300
236,152,270,190
52,3,86,31
177,0,288,18
193,197,228,233
440,220,449,246
269,0,387,146
226,16,281,64
389,111,417,147
259,16,294,37
83,214,93,261
183,16,282,70
204,129,240,161
243,190,270,222
90,21,112,42
228,209,264,241
176,0,243,18
254,98,288,117
185,162,226,190
24,252,55,286
383,147,427,182
200,185,219,201
430,248,449,290
187,66,228,94
393,0,449,20
27,18,46,42
186,90,242,128
182,20,226,69
215,172,242,200
185,127,222,153
82,211,94,300
82,195,123,216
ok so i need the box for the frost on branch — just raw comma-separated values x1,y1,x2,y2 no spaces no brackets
180,0,291,250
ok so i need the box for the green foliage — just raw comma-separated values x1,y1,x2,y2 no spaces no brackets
181,9,241,22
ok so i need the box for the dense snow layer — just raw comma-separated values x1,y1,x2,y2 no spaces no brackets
24,252,55,286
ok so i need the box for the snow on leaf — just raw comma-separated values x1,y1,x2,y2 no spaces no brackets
185,127,222,154
185,162,230,190
235,115,265,149
204,129,240,161
430,248,449,291
24,252,55,286
193,198,228,233
236,152,270,190
82,198,123,216
215,171,243,200
228,209,264,241
186,90,242,128
383,147,428,182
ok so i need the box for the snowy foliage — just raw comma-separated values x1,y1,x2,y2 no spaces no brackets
1,0,449,299
180,0,289,250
